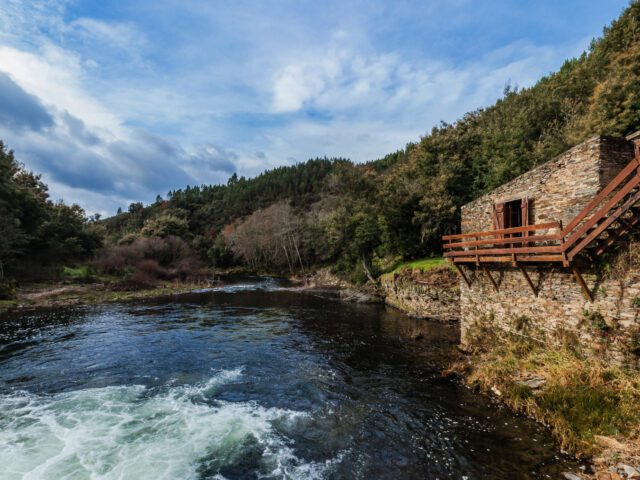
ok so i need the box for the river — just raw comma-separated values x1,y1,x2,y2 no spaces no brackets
0,276,577,479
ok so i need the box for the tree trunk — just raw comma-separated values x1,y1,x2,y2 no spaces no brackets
290,234,305,276
282,242,293,275
361,255,376,284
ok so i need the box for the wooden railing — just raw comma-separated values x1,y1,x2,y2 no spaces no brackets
443,222,564,264
561,155,640,261
443,152,640,266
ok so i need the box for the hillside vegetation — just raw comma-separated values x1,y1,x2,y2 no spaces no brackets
0,142,102,297
98,2,640,282
3,2,640,288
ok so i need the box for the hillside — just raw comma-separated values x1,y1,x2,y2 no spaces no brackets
97,1,640,282
3,2,640,288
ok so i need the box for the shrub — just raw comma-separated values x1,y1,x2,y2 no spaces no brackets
141,213,189,238
130,259,166,287
514,315,532,333
94,235,204,283
624,326,640,358
0,279,16,300
583,309,611,332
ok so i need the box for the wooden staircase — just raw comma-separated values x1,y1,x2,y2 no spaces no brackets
560,152,640,264
442,149,640,299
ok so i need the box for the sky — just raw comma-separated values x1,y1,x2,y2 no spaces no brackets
0,0,631,215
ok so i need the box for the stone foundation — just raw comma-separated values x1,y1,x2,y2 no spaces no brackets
380,271,460,321
460,263,640,365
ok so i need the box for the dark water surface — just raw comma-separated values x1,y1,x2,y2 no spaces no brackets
0,277,577,479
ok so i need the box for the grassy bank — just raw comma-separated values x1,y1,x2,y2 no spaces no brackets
448,328,640,473
381,257,450,278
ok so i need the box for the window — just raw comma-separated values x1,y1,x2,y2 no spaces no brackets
492,198,529,231
505,199,523,228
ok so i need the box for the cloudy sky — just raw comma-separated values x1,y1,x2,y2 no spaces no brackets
0,0,630,215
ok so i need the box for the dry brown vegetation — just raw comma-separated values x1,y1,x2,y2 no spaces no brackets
227,202,308,274
94,235,206,288
452,316,640,473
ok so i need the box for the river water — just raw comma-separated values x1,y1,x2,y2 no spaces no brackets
0,276,577,479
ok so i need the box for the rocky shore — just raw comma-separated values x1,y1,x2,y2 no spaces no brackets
0,281,216,313
379,266,460,320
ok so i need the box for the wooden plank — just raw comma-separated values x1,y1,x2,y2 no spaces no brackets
517,255,565,262
562,158,640,236
442,222,560,241
482,266,499,292
454,264,471,287
442,233,561,249
453,256,512,263
563,173,640,250
594,210,640,256
444,245,563,257
572,266,593,302
559,220,569,267
567,187,640,260
518,266,537,296
451,254,565,263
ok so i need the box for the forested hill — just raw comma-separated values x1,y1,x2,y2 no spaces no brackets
3,2,640,288
100,2,640,281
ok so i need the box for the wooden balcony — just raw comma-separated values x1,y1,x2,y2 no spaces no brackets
444,153,640,266
442,153,640,300
443,222,564,265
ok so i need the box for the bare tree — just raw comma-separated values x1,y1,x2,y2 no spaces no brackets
228,202,307,273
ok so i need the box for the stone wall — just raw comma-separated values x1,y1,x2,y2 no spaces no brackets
461,136,635,233
460,262,640,365
380,271,460,321
457,134,639,364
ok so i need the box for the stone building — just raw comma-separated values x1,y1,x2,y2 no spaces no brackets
446,134,640,364
461,136,634,234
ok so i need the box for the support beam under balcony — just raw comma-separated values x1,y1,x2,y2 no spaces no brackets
482,266,499,293
518,266,537,296
572,266,593,302
454,263,471,288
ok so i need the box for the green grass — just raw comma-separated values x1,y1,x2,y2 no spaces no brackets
383,257,450,277
0,299,18,310
62,265,117,283
62,265,92,278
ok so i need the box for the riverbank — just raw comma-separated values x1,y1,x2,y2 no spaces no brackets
0,281,216,312
0,266,361,314
445,322,640,479
375,263,640,479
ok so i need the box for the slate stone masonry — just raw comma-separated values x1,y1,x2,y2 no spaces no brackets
461,136,634,233
458,136,639,364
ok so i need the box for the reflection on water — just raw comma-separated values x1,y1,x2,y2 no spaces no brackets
0,276,576,479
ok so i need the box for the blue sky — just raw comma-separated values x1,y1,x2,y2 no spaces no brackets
0,0,630,215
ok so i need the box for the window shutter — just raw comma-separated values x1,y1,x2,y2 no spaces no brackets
492,202,505,230
521,197,530,227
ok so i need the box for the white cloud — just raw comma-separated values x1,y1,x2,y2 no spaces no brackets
0,45,121,137
0,0,619,215
272,56,343,112
0,42,241,215
69,17,145,51
270,38,580,123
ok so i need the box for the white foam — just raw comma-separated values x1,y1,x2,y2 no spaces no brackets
0,369,341,480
